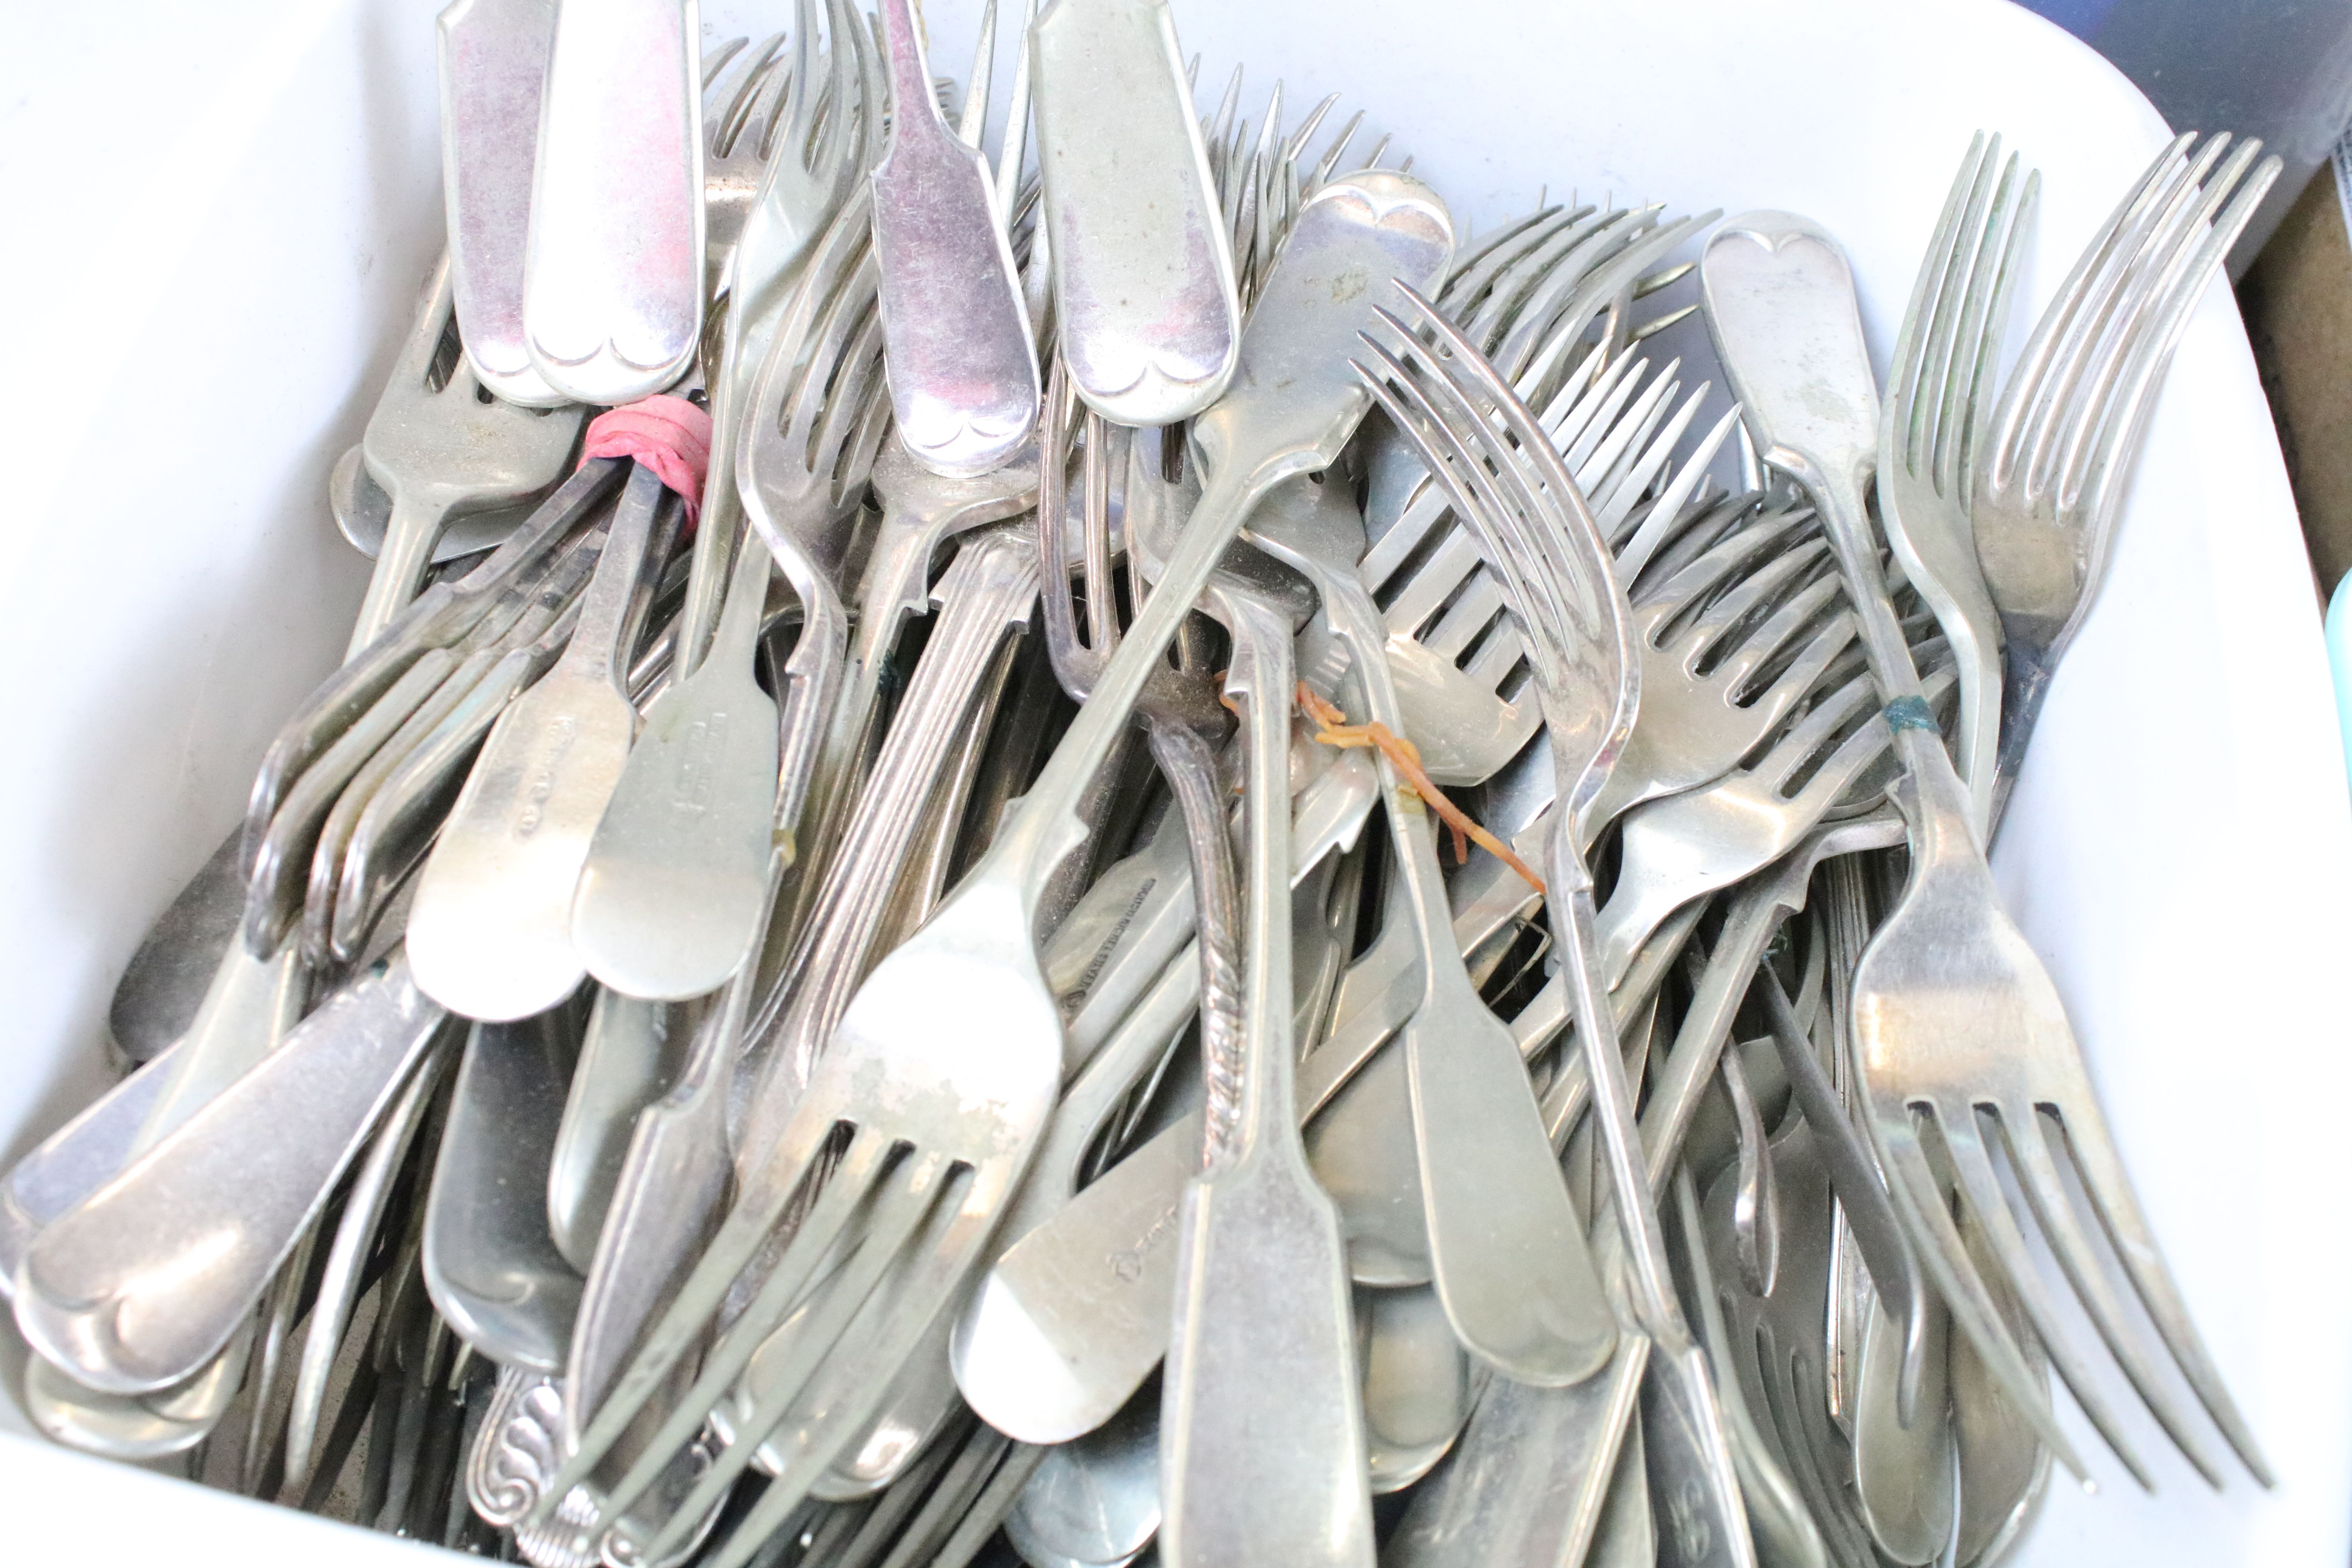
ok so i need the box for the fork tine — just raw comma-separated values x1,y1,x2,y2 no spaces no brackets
1559,354,1652,474
1786,663,1958,816
991,0,1038,225
1716,580,1849,694
588,1156,914,1530
1382,529,1485,635
1443,204,1575,312
1962,164,2038,517
1644,506,1808,621
2036,135,2238,499
1759,671,1877,793
693,1192,992,1568
1889,131,1988,474
1203,64,1242,185
1738,609,1858,734
613,1154,953,1550
2066,141,2275,519
1306,108,1364,196
1284,92,1339,170
1355,341,1583,699
1541,343,1641,454
1421,568,1508,660
955,0,997,149
1993,1105,2230,1486
1576,358,1680,496
1680,539,1830,655
1494,212,1712,381
2015,138,2216,494
704,33,752,89
782,0,826,158
2034,1102,2276,1484
1868,1117,2092,1478
534,1127,883,1518
1035,357,1097,699
1931,1107,2157,1488
1635,492,1787,595
1902,134,1996,484
1982,132,2196,485
1934,149,2025,497
1460,208,1606,344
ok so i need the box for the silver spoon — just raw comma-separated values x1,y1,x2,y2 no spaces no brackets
422,1007,586,1370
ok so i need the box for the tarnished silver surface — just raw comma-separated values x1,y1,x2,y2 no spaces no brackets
1030,0,1238,425
16,954,452,1394
438,0,564,406
408,465,677,1021
870,0,1038,475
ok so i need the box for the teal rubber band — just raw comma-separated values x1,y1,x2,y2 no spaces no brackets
1883,696,1938,734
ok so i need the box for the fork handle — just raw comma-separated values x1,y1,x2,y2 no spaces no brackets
350,493,450,659
1781,458,1929,710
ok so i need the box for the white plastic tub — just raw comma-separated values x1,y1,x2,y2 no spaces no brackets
4,0,2349,1562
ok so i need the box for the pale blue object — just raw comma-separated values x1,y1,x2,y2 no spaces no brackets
2328,572,2352,783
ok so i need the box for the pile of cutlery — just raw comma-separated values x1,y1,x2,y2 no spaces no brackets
5,2,2284,1565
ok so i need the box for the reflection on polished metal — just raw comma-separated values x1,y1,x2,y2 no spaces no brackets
522,0,703,404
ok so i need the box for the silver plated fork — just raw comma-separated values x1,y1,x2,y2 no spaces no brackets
1878,131,2035,830
1707,201,2271,1490
1975,132,2278,833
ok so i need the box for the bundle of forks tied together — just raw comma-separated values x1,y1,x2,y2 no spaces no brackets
3,0,2286,1565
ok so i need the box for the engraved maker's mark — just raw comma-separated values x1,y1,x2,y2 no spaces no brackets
673,711,728,817
516,717,579,838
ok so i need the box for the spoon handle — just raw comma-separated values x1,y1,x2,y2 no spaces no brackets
18,956,452,1396
556,463,678,693
1160,588,1374,1568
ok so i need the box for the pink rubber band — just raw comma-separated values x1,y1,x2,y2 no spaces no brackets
579,394,714,525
